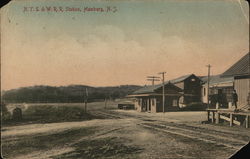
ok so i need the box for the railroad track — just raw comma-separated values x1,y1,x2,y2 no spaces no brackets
90,110,249,150
156,121,250,142
89,110,122,119
89,110,152,120
104,110,250,139
138,122,248,150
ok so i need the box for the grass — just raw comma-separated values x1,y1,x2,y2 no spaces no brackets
2,100,125,126
2,105,97,126
24,105,90,121
5,100,121,112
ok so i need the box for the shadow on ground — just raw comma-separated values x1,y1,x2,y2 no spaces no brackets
52,137,143,159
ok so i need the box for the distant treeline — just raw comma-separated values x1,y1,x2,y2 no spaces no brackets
1,85,142,103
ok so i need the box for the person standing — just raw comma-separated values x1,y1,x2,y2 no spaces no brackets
232,90,238,110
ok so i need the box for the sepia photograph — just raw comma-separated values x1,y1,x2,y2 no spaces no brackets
1,0,250,158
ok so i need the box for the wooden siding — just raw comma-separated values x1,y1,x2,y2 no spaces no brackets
201,85,208,103
151,98,157,113
179,75,202,104
235,78,250,108
134,99,141,112
135,96,180,113
183,75,201,95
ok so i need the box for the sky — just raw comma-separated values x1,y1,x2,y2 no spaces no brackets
1,0,249,90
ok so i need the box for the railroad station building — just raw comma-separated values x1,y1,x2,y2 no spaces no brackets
129,74,202,112
129,82,182,112
201,53,250,110
130,53,249,112
220,53,250,109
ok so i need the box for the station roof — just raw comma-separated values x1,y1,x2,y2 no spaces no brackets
131,74,196,95
169,74,194,84
221,53,250,77
200,75,234,86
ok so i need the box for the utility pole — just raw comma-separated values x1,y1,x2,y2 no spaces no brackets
158,72,166,113
104,96,107,109
147,76,160,86
84,88,88,113
206,64,211,109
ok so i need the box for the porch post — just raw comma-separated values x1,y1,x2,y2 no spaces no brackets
207,110,210,122
212,111,215,123
230,113,233,127
216,112,220,124
147,98,150,112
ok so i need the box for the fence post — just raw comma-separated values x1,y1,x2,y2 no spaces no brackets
230,113,233,127
216,112,220,124
212,112,215,123
207,110,210,122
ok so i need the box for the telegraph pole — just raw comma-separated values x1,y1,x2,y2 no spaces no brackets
206,64,211,109
104,98,107,109
84,88,88,113
147,76,160,86
104,93,108,109
158,72,166,113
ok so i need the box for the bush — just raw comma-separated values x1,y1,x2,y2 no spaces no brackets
179,102,207,111
23,105,90,122
1,103,11,121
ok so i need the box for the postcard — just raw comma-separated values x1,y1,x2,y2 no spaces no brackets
1,0,249,158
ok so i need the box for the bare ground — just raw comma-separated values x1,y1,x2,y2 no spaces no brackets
2,109,250,159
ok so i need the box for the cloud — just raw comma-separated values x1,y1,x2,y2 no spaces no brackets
1,22,248,90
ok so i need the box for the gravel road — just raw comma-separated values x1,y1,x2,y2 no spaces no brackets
2,109,250,159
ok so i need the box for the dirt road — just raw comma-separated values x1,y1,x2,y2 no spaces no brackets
2,109,250,159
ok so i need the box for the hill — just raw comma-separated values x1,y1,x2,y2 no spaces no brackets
1,85,142,103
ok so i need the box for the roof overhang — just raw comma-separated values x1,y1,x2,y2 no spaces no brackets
127,93,182,98
210,82,234,88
